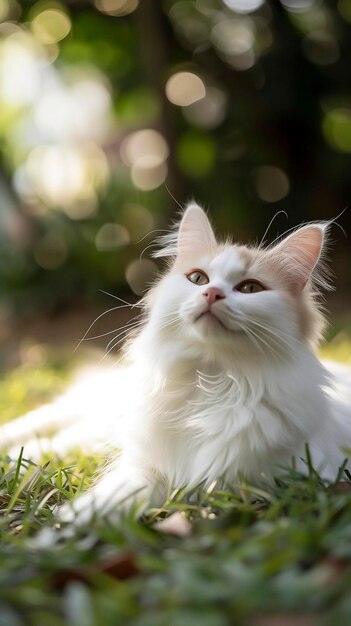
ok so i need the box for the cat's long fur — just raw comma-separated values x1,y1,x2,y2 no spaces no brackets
1,204,351,524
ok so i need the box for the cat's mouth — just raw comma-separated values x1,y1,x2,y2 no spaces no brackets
196,310,228,330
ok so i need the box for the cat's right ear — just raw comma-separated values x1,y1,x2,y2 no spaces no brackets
152,203,217,260
177,203,217,260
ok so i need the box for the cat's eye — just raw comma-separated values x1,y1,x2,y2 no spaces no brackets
235,280,266,294
186,270,209,286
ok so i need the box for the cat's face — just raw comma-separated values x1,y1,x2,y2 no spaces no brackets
146,205,328,364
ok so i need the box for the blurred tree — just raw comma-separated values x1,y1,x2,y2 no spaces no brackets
0,0,350,315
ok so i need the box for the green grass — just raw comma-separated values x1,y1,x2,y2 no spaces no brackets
0,331,351,626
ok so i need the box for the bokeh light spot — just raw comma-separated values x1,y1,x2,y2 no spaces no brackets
0,0,21,22
165,72,206,107
0,33,42,106
64,199,98,220
211,18,256,70
31,6,71,44
0,0,11,21
322,108,351,153
95,223,130,251
168,1,210,45
121,129,169,191
121,129,169,166
95,0,138,16
125,259,157,296
212,19,255,55
253,166,290,202
34,232,68,270
183,85,227,129
25,143,109,210
26,145,85,207
302,33,339,65
338,0,351,23
131,156,168,191
34,72,112,143
222,0,265,13
119,204,155,241
280,0,316,12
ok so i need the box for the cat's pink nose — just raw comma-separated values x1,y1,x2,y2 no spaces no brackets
203,287,225,305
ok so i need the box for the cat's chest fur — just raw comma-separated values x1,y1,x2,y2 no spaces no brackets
131,351,330,490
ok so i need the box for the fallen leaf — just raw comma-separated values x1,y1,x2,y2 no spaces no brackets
98,552,139,580
51,551,139,589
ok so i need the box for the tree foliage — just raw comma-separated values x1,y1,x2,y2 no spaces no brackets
0,0,350,313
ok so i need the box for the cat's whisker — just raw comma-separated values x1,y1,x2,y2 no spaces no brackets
159,323,177,332
258,210,288,248
159,317,179,330
220,304,298,359
104,315,143,338
245,317,300,353
246,321,290,350
232,317,282,363
99,290,141,308
74,305,140,353
104,320,144,356
245,321,283,354
78,314,144,342
135,228,171,245
99,337,129,364
159,310,180,322
235,323,266,359
140,242,160,261
246,326,290,365
95,321,144,363
157,311,181,330
209,307,284,363
243,314,299,345
104,329,139,357
164,180,184,210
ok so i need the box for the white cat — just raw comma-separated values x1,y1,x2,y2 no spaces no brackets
1,204,350,524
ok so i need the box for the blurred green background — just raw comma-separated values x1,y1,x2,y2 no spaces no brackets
0,0,350,365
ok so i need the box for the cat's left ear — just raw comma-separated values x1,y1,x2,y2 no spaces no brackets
271,223,327,294
177,203,217,259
